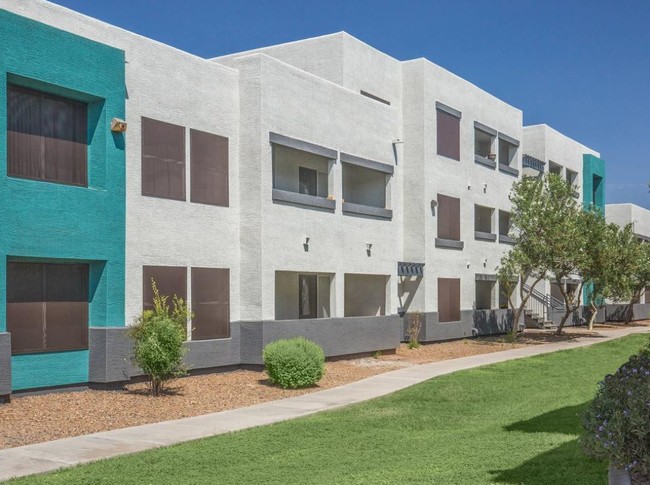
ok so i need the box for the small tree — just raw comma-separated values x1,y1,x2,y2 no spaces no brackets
406,311,423,349
607,226,650,323
497,174,579,338
580,210,620,329
129,280,192,396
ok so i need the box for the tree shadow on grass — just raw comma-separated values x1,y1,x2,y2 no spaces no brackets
504,402,589,436
490,440,607,485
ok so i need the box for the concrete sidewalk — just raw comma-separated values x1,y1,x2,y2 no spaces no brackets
1,326,648,482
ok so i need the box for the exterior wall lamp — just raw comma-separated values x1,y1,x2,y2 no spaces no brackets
110,118,127,132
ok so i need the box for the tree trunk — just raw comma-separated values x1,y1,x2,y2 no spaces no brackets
587,302,598,330
625,290,641,324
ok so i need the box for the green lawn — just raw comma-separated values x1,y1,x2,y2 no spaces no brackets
12,335,649,485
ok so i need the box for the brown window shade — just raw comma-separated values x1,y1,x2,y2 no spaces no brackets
190,129,228,206
437,194,461,241
141,117,186,201
436,108,460,161
142,266,187,312
438,278,461,323
299,274,317,319
7,85,87,186
645,286,650,303
191,268,230,340
6,262,89,355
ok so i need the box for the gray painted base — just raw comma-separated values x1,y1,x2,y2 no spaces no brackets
606,304,650,322
0,333,11,398
406,309,514,343
241,316,401,365
184,322,241,370
608,466,632,485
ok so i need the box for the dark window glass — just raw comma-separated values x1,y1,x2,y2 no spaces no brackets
142,266,187,312
438,278,461,323
437,194,461,241
299,274,317,319
6,262,88,354
191,268,230,340
436,108,460,161
141,117,186,201
190,129,229,206
7,85,87,186
299,167,317,196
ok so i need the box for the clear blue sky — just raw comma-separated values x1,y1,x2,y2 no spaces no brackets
51,0,650,209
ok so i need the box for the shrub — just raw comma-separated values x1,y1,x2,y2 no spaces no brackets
406,312,423,349
263,337,325,389
129,280,192,396
581,341,650,482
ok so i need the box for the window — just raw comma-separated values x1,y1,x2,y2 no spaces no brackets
436,107,460,161
645,286,650,304
299,274,317,319
273,144,330,198
344,274,386,317
191,268,230,340
141,117,186,201
6,262,88,354
475,205,494,234
438,278,460,322
298,167,327,197
142,266,187,312
275,272,331,320
548,161,563,176
437,194,461,241
475,280,495,310
498,137,517,167
190,129,229,206
7,85,87,186
342,163,387,208
475,127,495,159
499,210,511,236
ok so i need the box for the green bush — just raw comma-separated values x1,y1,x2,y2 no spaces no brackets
129,280,191,396
581,341,650,482
263,337,325,389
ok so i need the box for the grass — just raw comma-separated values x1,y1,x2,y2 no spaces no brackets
11,334,649,485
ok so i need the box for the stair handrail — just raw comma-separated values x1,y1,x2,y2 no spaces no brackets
522,283,565,311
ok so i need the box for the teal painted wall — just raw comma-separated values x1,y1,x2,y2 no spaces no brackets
582,154,606,211
582,154,606,305
0,11,126,390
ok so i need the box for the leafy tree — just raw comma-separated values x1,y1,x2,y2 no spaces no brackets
498,173,579,338
578,208,619,330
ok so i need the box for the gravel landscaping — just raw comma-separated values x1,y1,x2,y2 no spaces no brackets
0,323,645,449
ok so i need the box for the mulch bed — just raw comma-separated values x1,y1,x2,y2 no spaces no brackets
0,323,646,449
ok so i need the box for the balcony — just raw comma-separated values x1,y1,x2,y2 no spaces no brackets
341,153,393,220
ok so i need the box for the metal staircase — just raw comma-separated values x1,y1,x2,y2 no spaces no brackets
522,284,565,329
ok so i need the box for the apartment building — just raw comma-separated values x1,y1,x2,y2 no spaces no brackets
605,203,650,321
0,0,605,397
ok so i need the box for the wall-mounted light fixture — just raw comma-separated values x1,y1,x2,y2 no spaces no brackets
430,199,437,216
366,243,373,256
303,236,310,252
466,260,471,268
467,181,472,190
483,257,488,267
483,182,488,193
110,118,127,133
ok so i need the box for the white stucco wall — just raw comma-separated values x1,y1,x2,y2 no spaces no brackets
523,124,600,202
402,58,523,315
2,0,242,330
606,204,650,239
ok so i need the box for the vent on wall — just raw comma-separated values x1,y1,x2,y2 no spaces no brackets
360,90,390,106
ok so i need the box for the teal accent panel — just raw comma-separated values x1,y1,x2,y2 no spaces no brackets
582,154,606,212
0,11,126,389
12,351,89,391
582,154,606,305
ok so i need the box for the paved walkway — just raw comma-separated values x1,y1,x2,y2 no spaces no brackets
1,326,648,482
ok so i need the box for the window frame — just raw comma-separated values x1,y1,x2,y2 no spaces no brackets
436,106,461,161
141,117,186,201
6,262,89,355
437,194,461,241
189,128,229,207
438,277,461,323
7,84,88,187
191,267,230,340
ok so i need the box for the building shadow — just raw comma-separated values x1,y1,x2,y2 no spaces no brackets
504,402,589,436
490,440,606,485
